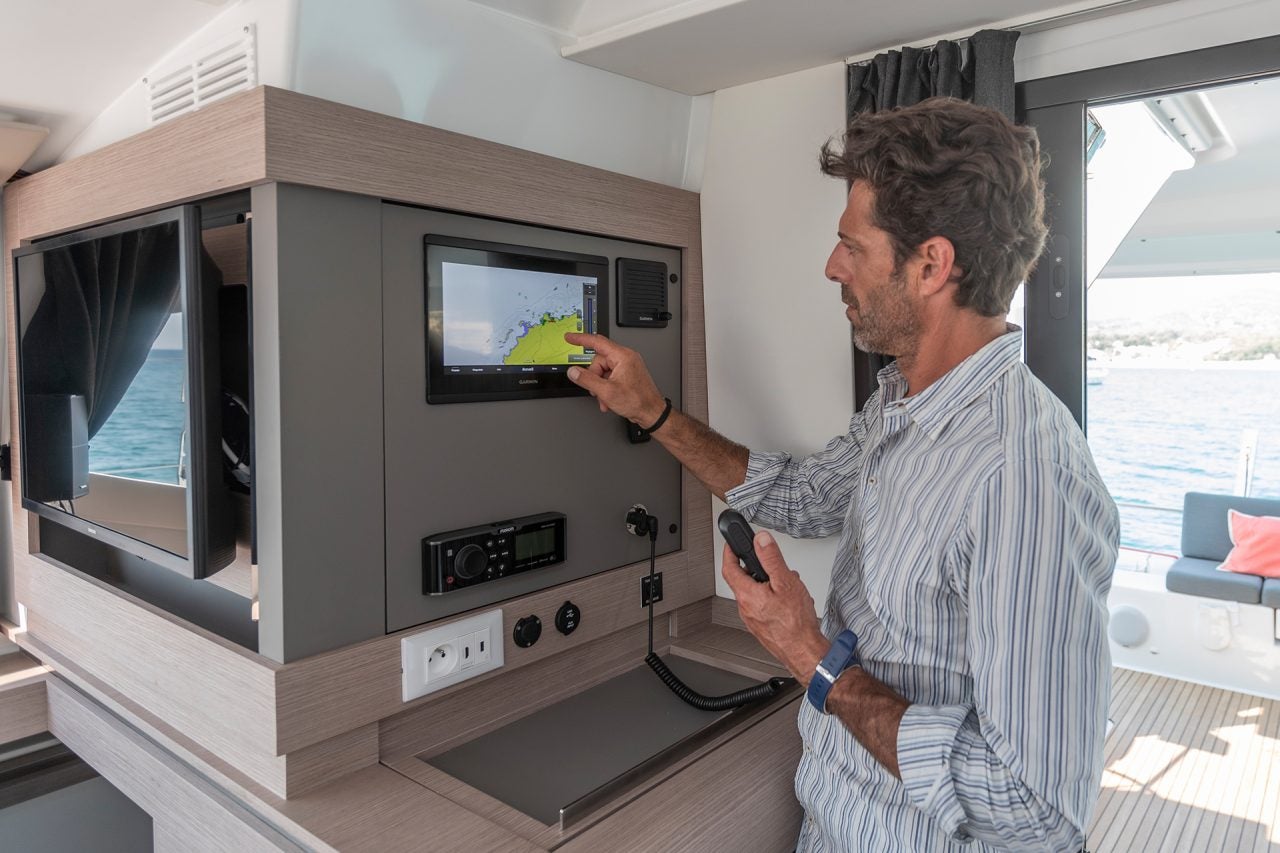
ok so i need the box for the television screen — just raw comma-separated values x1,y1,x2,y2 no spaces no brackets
425,236,609,403
14,206,233,578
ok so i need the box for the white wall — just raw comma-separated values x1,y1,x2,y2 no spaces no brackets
700,61,851,605
59,0,704,191
699,0,1280,606
293,0,701,189
60,0,301,164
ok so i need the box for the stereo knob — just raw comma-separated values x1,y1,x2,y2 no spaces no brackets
513,615,542,648
453,544,488,581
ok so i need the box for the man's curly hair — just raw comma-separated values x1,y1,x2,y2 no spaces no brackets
819,98,1048,317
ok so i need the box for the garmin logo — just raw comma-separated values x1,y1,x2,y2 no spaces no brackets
519,379,539,385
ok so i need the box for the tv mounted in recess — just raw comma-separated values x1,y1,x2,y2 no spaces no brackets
14,205,235,579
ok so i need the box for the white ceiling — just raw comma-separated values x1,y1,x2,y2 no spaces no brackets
0,0,225,173
470,0,1154,95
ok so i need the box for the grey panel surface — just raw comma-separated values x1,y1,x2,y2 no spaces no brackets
0,778,154,853
253,185,386,661
423,656,757,826
382,204,684,632
1165,556,1262,604
1180,492,1280,562
1262,579,1280,609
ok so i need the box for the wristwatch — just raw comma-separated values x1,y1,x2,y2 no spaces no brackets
806,629,860,714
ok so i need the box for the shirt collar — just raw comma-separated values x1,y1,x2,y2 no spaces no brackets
875,327,1023,442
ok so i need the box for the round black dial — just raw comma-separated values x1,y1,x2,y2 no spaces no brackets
453,544,488,581
513,615,542,648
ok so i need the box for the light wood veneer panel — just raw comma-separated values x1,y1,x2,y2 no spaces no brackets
46,677,303,852
24,630,521,851
0,651,48,742
15,536,279,768
260,88,698,248
3,91,266,244
276,558,699,755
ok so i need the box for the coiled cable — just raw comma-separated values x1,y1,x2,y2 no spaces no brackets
636,511,794,710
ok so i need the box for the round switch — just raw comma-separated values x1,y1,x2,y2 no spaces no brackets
453,544,487,581
513,615,542,648
555,601,581,635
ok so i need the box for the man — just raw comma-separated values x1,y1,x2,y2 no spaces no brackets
565,98,1118,852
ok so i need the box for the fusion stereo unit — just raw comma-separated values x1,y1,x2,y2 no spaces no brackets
423,512,566,594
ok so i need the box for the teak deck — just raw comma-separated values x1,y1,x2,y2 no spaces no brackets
1090,668,1280,852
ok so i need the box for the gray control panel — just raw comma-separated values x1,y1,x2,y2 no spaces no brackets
382,204,683,633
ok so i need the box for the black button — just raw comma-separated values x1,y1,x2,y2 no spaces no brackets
513,615,542,648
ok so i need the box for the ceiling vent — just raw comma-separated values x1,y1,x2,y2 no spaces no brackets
145,25,258,126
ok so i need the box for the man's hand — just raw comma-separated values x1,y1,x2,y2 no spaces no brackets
564,333,666,425
720,530,828,686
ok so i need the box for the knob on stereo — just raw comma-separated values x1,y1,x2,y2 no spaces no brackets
513,615,542,648
453,544,488,581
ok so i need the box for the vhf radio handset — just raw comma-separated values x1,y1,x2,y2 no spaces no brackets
628,504,793,711
717,509,769,582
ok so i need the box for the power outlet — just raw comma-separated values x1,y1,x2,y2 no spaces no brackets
641,572,663,607
401,609,504,702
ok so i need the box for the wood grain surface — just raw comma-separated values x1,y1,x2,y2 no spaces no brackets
46,677,303,853
0,650,49,742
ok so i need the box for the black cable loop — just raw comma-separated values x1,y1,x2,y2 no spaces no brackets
641,514,793,711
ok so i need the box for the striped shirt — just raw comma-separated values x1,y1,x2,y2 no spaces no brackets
726,330,1119,852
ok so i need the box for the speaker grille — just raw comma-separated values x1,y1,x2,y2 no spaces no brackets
617,259,669,328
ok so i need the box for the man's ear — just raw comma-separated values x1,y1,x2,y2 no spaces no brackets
914,236,957,298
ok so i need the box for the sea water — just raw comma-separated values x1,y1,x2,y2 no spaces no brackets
90,349,185,486
1087,365,1280,553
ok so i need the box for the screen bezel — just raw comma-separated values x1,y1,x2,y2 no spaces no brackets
13,205,228,580
424,235,609,404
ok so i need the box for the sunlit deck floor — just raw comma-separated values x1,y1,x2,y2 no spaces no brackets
1089,668,1280,852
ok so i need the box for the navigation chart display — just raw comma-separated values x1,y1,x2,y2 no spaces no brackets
441,262,597,371
425,235,609,403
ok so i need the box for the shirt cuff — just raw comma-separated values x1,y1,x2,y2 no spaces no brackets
724,449,791,520
897,702,971,839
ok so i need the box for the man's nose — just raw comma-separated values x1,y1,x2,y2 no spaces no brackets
824,247,844,283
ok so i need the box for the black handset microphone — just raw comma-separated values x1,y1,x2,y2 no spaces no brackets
718,509,770,582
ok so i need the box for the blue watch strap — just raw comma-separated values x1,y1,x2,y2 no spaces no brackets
806,630,859,714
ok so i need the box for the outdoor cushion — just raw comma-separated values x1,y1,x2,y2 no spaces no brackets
1165,556,1262,604
1220,510,1280,578
1262,579,1280,609
1182,493,1280,561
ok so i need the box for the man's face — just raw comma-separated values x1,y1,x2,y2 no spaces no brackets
824,182,921,356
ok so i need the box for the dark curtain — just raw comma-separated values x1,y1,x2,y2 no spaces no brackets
844,29,1019,410
22,222,182,438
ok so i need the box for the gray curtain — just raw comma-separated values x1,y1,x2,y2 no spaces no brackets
846,29,1020,410
23,223,184,438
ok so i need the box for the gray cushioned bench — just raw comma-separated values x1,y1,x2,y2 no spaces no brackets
1165,492,1280,605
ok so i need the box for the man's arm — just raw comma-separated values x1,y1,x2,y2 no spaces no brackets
724,457,1119,849
564,332,748,499
565,332,865,534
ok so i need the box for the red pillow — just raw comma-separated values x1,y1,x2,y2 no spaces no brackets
1219,510,1280,579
